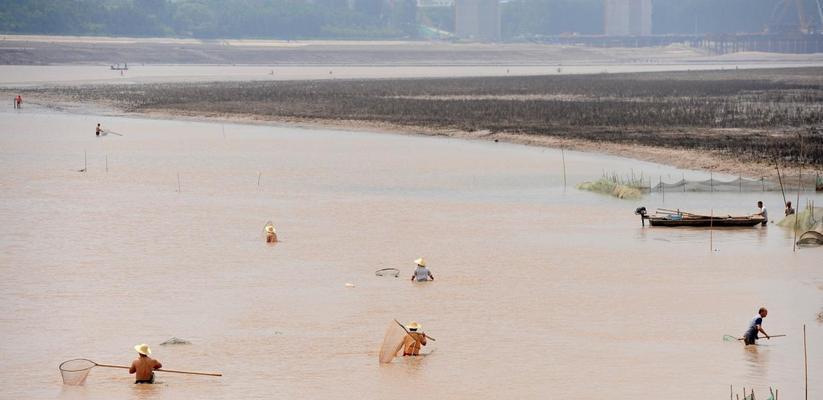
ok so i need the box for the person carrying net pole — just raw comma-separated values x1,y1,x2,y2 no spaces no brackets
130,344,162,384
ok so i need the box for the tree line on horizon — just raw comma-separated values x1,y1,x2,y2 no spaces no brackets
0,0,786,40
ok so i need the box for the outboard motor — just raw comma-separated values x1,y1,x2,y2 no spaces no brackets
635,206,648,227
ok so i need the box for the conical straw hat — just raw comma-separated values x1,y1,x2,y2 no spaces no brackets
414,258,425,267
406,321,422,331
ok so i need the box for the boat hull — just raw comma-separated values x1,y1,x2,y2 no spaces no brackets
648,216,765,227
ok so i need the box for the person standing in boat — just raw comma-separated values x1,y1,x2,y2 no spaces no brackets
742,307,770,345
411,258,434,282
402,322,428,356
754,201,768,225
129,344,162,384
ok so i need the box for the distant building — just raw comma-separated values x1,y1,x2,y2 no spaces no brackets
604,0,652,36
455,0,500,41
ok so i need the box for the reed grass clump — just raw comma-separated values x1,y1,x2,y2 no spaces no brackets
577,173,648,199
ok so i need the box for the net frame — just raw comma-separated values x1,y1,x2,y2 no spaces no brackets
59,359,97,385
375,268,400,277
378,321,407,363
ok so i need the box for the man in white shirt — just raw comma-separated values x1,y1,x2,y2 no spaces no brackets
754,201,768,226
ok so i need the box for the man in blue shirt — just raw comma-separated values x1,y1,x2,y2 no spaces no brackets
743,307,770,345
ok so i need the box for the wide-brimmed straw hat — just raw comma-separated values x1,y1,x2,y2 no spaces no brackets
134,344,151,355
406,321,422,331
414,258,426,267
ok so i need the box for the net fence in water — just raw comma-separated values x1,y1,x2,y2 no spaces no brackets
59,359,97,385
652,177,785,192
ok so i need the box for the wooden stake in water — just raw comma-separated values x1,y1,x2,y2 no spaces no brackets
804,324,808,400
177,173,181,193
660,176,664,203
561,147,567,192
84,151,87,173
710,208,713,252
257,171,261,190
793,134,803,252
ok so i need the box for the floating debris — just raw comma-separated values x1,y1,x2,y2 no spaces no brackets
160,337,192,345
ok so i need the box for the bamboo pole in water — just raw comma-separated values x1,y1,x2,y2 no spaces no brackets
710,208,714,252
793,134,803,252
804,324,808,400
177,173,181,193
84,150,87,173
561,147,566,192
257,171,262,190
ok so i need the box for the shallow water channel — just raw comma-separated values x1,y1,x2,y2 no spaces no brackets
0,106,821,400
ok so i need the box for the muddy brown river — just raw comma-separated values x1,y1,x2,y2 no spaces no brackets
0,105,820,400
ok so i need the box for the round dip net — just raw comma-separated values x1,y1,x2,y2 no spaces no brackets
375,268,400,278
59,359,97,385
378,321,407,363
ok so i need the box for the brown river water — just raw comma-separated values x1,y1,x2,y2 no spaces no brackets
0,104,821,400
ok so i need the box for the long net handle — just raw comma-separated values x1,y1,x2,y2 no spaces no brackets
158,369,222,377
95,363,221,376
94,364,130,369
394,319,436,341
729,334,787,340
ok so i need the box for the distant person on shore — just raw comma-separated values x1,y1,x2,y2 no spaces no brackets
784,201,795,216
402,322,428,356
742,307,770,345
129,344,162,384
411,258,433,282
754,201,768,225
14,95,21,109
96,123,102,136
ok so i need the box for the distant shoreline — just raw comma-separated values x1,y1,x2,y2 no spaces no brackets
5,67,822,184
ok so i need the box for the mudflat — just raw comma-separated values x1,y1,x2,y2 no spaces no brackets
11,67,822,182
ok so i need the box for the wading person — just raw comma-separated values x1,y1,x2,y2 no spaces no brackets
411,258,433,282
96,123,102,137
264,222,277,243
742,307,770,346
14,95,22,109
402,322,428,356
785,201,795,216
754,201,768,226
130,344,162,384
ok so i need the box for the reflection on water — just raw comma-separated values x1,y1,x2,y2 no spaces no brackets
0,108,820,400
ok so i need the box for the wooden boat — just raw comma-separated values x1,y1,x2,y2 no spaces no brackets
635,207,765,227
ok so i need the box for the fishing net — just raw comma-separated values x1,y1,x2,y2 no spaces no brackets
776,206,823,232
723,335,739,342
651,177,790,192
59,359,97,385
378,321,407,363
375,268,400,278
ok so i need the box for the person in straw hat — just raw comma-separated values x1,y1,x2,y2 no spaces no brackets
130,344,162,384
402,322,428,356
410,258,434,282
264,222,277,243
